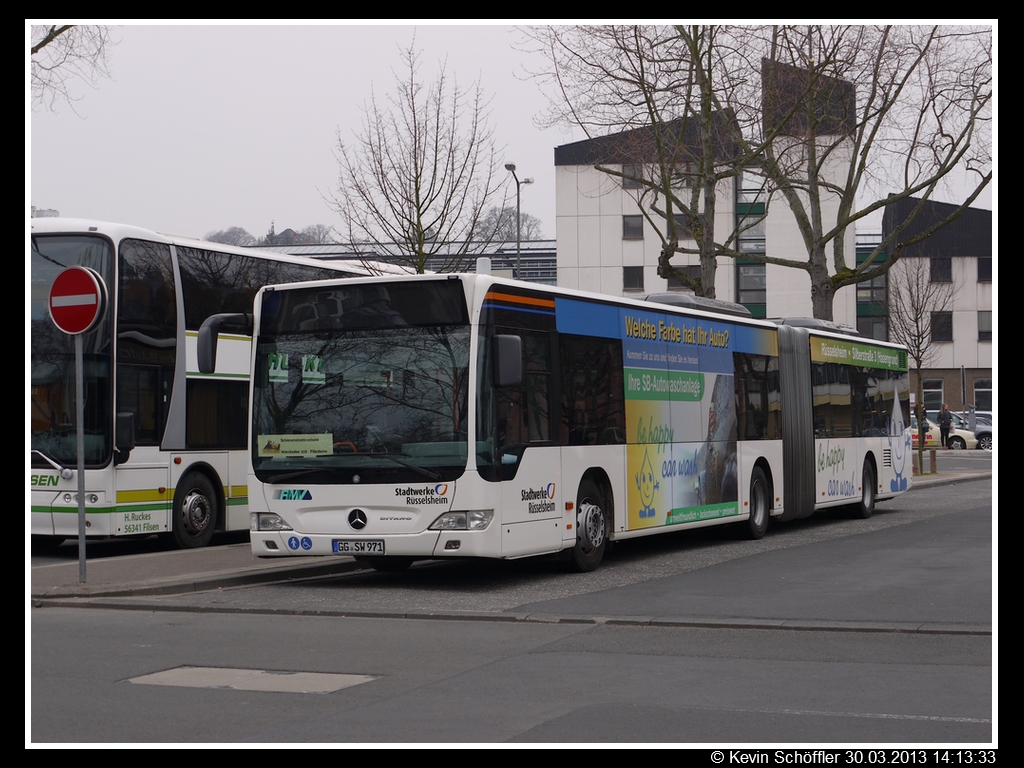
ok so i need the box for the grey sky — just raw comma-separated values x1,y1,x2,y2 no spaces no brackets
29,23,569,242
29,23,992,243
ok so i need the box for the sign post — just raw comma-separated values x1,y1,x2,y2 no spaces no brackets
48,267,106,583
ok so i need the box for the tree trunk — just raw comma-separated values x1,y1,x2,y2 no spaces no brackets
809,255,835,320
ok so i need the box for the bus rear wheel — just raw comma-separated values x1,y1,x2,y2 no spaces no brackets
854,461,876,519
743,467,769,539
568,478,607,572
172,472,218,548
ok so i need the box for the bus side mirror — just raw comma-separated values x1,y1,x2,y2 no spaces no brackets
492,334,522,388
197,313,253,374
114,411,135,465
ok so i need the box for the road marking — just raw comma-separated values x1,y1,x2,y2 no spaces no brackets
128,666,376,693
716,705,989,724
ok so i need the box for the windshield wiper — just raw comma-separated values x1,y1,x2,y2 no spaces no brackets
31,450,74,480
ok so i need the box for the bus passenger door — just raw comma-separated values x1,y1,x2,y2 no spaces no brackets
495,329,562,557
114,365,173,536
500,446,563,558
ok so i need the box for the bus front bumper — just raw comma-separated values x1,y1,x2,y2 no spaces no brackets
250,528,496,559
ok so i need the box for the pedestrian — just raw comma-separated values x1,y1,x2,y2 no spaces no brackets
938,403,953,449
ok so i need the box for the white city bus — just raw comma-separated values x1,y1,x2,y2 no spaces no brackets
30,218,379,548
198,264,913,571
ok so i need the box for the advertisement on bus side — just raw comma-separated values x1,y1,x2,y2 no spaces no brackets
556,299,778,531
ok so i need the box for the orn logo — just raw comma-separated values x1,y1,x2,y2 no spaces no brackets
275,489,312,501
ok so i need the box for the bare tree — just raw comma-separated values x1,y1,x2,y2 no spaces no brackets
205,227,258,247
523,25,760,298
330,40,508,274
523,24,991,315
31,24,116,111
886,256,955,471
299,224,336,245
477,206,543,242
750,25,992,319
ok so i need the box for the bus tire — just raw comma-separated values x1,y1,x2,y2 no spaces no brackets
855,461,875,519
172,471,218,549
358,556,414,572
568,478,607,572
744,467,770,540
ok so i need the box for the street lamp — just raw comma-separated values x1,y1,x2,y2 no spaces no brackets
505,163,533,280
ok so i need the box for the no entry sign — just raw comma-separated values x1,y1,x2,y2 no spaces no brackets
49,266,106,335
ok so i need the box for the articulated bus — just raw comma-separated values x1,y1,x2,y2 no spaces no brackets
30,218,380,548
198,262,913,571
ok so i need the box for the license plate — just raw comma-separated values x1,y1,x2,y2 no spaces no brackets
332,539,385,555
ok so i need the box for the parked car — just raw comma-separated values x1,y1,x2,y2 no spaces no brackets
911,415,978,450
925,411,992,450
973,422,993,450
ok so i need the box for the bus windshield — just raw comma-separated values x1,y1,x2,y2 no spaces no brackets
31,234,114,467
251,281,470,484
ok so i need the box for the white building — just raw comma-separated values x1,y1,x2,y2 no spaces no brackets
880,198,993,414
553,126,859,325
552,132,992,413
556,60,865,325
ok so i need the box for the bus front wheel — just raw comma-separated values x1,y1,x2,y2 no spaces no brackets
568,478,607,572
172,472,218,548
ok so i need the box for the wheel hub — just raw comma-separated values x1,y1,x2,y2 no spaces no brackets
181,491,212,535
577,501,605,552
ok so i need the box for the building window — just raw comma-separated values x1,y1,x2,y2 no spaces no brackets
974,378,991,412
738,262,766,305
622,165,642,189
923,379,944,413
931,311,952,342
737,169,767,204
855,246,889,340
737,261,766,318
857,316,888,340
623,266,644,292
978,258,991,282
623,215,644,240
738,213,766,241
978,311,992,341
667,265,701,291
857,272,887,305
671,214,692,239
930,257,952,282
672,162,695,189
736,201,766,254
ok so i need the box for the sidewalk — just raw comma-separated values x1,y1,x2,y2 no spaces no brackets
30,540,362,600
31,469,991,601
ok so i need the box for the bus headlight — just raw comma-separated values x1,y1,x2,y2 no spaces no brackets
250,513,293,532
429,510,493,531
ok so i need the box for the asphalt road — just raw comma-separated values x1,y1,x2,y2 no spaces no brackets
29,471,994,745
